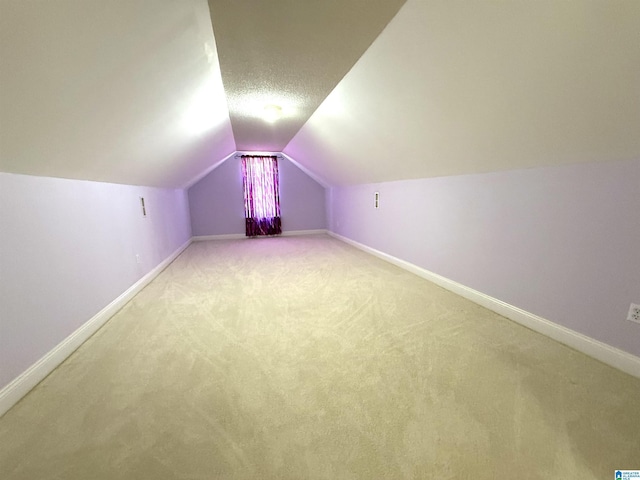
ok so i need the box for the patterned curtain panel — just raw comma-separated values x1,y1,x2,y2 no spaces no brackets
241,155,282,237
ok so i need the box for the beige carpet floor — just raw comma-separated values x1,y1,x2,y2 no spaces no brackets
0,234,638,479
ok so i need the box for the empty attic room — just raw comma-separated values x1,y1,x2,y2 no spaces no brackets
1,0,640,478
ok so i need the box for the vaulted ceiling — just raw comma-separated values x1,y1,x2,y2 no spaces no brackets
207,0,406,152
0,0,234,188
1,0,639,188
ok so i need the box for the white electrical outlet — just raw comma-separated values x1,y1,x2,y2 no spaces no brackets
628,303,640,324
136,254,141,264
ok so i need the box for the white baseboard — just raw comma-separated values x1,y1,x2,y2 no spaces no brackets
0,238,192,418
192,233,246,241
328,231,640,379
193,229,327,242
281,229,327,237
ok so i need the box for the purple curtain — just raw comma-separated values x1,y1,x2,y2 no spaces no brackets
241,155,282,237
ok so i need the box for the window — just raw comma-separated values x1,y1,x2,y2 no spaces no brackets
241,155,282,236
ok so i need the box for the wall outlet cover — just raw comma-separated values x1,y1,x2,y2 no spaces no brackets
627,303,640,324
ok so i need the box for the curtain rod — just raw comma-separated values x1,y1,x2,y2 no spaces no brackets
234,154,283,159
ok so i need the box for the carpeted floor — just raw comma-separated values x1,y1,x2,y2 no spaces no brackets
0,234,638,479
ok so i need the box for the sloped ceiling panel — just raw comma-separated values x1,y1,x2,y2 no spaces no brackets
208,0,406,152
0,0,235,188
285,0,640,186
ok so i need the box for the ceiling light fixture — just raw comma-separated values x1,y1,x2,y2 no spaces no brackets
262,104,283,123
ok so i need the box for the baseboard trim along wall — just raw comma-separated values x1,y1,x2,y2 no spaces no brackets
0,238,193,418
192,233,246,241
328,231,640,379
281,229,327,237
192,229,328,242
6,229,633,419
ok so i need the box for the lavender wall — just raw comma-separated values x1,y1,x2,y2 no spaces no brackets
329,158,640,357
0,173,192,390
188,157,244,236
278,157,327,231
188,156,326,235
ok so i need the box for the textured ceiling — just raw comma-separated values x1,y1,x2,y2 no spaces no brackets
1,0,639,189
285,0,640,186
207,0,406,152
